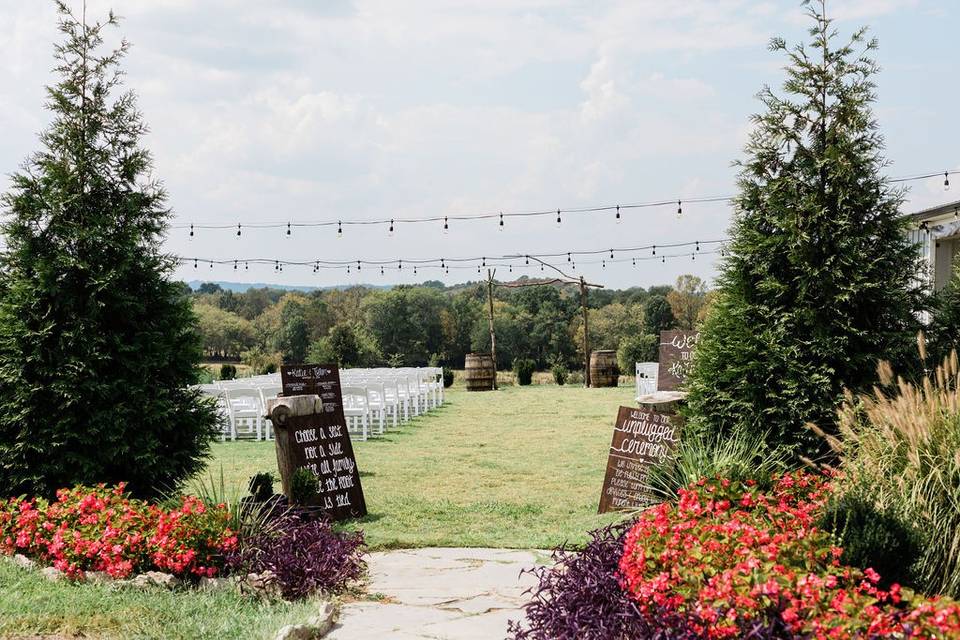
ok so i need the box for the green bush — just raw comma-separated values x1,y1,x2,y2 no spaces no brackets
616,334,658,374
442,367,454,388
551,362,568,386
248,472,276,503
289,469,318,506
820,494,919,589
823,348,960,597
567,371,584,386
219,364,237,380
513,358,536,386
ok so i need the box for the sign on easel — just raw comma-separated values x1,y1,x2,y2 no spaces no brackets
273,364,366,521
657,330,699,391
597,405,680,513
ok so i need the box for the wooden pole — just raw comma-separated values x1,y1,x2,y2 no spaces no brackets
580,276,591,388
486,269,498,390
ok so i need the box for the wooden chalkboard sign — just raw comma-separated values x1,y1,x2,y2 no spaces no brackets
657,330,699,391
598,405,680,513
275,364,367,521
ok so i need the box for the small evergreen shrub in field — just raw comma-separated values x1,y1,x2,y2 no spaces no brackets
442,367,454,388
219,364,237,380
551,362,568,386
248,472,276,503
567,371,584,386
513,358,536,386
226,514,365,600
289,469,318,506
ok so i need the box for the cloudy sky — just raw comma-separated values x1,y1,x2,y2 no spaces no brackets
1,0,956,289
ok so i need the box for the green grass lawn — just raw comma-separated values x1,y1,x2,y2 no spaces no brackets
0,561,329,640
208,384,633,550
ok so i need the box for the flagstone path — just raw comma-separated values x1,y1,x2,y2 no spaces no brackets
326,548,550,640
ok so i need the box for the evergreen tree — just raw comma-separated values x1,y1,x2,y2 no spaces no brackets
685,1,924,457
0,3,219,499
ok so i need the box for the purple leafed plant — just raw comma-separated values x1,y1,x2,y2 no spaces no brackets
506,521,799,640
227,514,366,600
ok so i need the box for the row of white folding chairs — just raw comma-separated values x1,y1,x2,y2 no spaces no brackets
196,384,280,441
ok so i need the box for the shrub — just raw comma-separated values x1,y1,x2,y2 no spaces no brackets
248,472,276,503
0,484,236,579
220,364,237,380
513,358,536,386
822,347,960,597
442,367,454,388
820,494,919,589
226,514,365,600
289,469,318,506
551,362,568,386
567,371,584,386
617,334,658,374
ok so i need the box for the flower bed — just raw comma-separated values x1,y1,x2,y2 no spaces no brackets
0,484,236,579
512,472,960,639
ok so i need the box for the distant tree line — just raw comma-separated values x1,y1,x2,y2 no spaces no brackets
189,275,712,374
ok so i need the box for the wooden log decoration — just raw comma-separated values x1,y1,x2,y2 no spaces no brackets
266,395,322,499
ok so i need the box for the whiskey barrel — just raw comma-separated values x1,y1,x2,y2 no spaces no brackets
590,350,619,387
464,353,495,391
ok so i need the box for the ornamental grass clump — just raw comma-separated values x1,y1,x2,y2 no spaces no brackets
819,342,960,598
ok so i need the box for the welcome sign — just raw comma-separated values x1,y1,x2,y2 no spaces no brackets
657,330,699,391
598,405,680,513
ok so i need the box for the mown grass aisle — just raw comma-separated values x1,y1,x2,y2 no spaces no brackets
209,385,633,550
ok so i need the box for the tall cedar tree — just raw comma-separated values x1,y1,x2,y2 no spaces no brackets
0,3,219,499
685,1,924,458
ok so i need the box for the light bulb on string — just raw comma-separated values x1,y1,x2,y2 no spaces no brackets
540,263,544,271
499,212,504,231
245,262,249,270
389,219,394,236
413,266,417,276
632,258,636,267
602,260,606,269
441,258,445,269
357,261,361,272
189,224,194,239
696,241,700,251
482,257,486,267
556,209,562,227
691,253,695,261
338,221,343,238
676,200,683,218
661,256,665,264
193,258,197,269
209,261,212,269
567,253,571,262
233,260,238,270
347,265,351,274
525,255,529,265
609,249,614,259
509,265,512,273
652,245,656,255
380,266,385,276
237,224,241,237
274,261,279,272
945,172,951,191
286,222,291,237
279,263,283,272
443,217,448,233
615,204,621,224
398,260,402,270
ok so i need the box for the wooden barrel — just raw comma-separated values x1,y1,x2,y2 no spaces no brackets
590,350,619,387
464,353,495,391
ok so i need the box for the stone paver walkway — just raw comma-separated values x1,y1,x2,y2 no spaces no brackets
326,548,549,640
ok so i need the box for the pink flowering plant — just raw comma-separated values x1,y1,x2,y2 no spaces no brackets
0,483,236,579
618,472,960,639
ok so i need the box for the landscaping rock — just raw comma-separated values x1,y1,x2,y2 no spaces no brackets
41,566,64,582
274,602,337,640
198,576,232,592
84,571,112,584
131,571,180,589
237,570,282,601
12,554,36,570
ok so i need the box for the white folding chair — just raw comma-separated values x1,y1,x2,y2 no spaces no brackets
258,385,281,440
224,387,263,441
341,385,370,441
